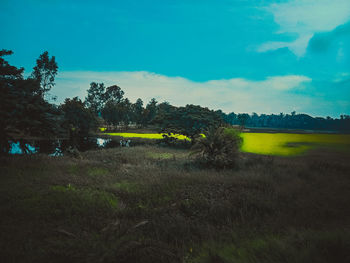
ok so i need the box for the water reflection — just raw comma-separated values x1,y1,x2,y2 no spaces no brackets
9,137,112,155
10,141,37,155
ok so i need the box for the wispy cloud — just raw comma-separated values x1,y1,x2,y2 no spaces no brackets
333,72,350,83
53,71,314,115
258,0,350,56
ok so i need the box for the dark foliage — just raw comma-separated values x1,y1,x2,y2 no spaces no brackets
144,98,158,125
60,97,98,141
101,99,132,126
223,111,350,131
0,50,61,155
85,82,106,114
191,127,242,168
104,84,125,104
132,98,144,125
154,104,224,143
30,51,58,96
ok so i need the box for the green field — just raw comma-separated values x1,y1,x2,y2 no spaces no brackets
106,132,189,140
241,133,350,156
106,132,350,156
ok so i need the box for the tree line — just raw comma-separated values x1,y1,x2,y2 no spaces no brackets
1,50,349,154
220,111,350,132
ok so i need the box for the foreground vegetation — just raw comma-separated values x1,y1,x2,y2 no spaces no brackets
1,145,350,262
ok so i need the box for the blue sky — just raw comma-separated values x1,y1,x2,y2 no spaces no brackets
1,0,349,117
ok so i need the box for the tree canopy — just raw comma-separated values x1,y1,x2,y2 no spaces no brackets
154,104,224,142
0,50,60,154
60,97,98,140
31,51,58,96
85,82,106,114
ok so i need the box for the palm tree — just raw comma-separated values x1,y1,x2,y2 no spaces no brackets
191,126,242,168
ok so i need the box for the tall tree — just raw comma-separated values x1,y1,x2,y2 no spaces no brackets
121,98,132,125
101,101,124,127
31,51,58,95
99,84,126,127
85,82,106,115
237,113,250,128
145,98,158,124
0,50,60,154
131,98,144,125
60,97,98,140
0,50,24,153
104,85,124,103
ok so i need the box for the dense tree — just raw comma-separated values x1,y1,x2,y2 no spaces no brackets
102,98,134,127
144,98,158,125
154,104,224,143
60,97,98,140
0,50,24,153
224,112,237,125
237,113,250,128
157,101,174,116
121,98,132,125
85,82,106,114
98,84,132,127
30,51,58,96
104,85,124,104
0,50,60,154
131,98,144,125
101,101,119,126
222,111,350,131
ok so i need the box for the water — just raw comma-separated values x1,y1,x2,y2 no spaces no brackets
10,142,37,155
8,137,112,155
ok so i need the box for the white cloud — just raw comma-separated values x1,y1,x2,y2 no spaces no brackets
263,75,311,90
258,0,350,56
52,71,311,114
333,72,350,83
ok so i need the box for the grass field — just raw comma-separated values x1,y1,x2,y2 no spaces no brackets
1,145,350,262
106,132,190,140
241,133,350,156
106,132,350,156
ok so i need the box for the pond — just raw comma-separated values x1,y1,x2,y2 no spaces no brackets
8,137,115,156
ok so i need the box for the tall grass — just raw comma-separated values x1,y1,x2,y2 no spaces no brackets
1,145,350,262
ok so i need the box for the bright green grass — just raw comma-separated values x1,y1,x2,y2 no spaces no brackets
106,132,190,140
106,132,350,156
241,133,350,156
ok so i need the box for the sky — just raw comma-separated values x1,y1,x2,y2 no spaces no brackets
1,0,350,117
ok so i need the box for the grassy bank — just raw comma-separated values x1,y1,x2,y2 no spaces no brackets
1,146,350,262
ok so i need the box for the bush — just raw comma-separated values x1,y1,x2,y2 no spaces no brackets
190,126,242,168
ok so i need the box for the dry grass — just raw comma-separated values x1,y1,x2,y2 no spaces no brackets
1,145,350,262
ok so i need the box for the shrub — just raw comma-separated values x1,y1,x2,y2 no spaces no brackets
190,126,242,168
